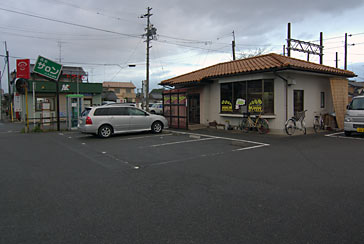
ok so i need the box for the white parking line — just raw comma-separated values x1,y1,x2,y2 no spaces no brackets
119,133,173,141
148,137,216,147
166,130,270,147
325,132,364,141
325,132,344,137
232,144,269,151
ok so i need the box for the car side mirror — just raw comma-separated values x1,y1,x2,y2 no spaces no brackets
347,105,350,110
145,112,149,116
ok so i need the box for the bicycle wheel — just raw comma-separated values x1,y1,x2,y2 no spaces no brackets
285,119,296,135
257,118,269,134
240,118,250,132
313,118,320,133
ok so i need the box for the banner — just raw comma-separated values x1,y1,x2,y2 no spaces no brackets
16,59,30,79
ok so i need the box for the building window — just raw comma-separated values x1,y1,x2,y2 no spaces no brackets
36,97,55,111
263,80,274,114
221,83,233,113
294,90,304,115
320,92,325,108
220,79,274,114
126,88,132,94
114,88,121,94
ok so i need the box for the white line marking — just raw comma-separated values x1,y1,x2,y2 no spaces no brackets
148,137,215,147
325,132,344,137
232,144,269,151
166,130,270,146
0,131,21,134
325,132,364,141
119,133,172,141
150,151,225,166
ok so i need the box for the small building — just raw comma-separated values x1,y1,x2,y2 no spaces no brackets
102,81,136,103
348,81,364,102
11,65,102,122
160,53,356,132
149,88,163,104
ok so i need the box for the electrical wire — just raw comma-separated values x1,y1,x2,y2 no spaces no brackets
0,7,142,39
43,0,144,25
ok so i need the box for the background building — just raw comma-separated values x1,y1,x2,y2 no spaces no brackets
102,82,136,103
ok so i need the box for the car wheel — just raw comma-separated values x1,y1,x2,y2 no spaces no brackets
151,121,163,133
98,125,113,138
344,131,351,137
150,110,156,114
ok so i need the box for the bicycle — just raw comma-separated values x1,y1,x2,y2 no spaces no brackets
285,110,307,135
313,112,325,133
239,112,269,134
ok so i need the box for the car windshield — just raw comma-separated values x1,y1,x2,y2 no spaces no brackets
350,97,364,110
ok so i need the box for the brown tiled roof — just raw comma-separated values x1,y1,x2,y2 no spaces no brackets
103,81,136,88
160,53,356,86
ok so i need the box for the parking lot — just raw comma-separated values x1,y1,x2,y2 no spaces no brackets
2,123,364,244
59,130,270,169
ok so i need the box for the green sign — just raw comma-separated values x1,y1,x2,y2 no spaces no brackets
33,56,63,81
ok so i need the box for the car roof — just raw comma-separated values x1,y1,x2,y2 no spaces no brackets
101,103,136,107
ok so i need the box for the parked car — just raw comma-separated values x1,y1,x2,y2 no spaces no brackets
344,95,364,136
150,103,163,114
78,105,168,138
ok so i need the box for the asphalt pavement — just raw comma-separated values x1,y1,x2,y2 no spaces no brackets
1,121,364,244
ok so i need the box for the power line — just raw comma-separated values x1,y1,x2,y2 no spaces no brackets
0,25,128,39
0,7,142,39
44,0,144,25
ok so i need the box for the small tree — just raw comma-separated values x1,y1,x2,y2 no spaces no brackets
238,48,268,59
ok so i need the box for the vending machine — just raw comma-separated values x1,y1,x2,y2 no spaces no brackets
66,94,84,130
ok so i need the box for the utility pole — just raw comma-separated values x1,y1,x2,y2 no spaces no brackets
57,40,63,63
5,42,12,121
287,23,291,57
140,7,157,111
141,7,156,112
5,42,11,100
344,33,348,70
335,52,339,68
319,32,323,64
232,31,236,61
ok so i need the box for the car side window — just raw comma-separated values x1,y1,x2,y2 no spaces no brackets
94,108,110,116
108,107,129,116
128,108,146,116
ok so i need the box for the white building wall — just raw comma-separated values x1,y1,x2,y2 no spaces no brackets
198,71,335,132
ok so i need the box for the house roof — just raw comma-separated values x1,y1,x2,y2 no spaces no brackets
103,81,136,89
349,81,364,88
160,53,356,86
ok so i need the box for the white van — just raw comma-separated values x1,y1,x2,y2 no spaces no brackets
344,95,364,136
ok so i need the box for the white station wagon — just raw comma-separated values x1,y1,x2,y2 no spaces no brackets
78,105,168,138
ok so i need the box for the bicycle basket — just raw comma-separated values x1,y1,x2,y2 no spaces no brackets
294,110,306,122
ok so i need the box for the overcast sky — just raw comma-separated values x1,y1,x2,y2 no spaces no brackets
1,0,364,93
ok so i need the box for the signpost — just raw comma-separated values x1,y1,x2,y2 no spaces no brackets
16,59,30,79
33,56,62,80
34,56,63,131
